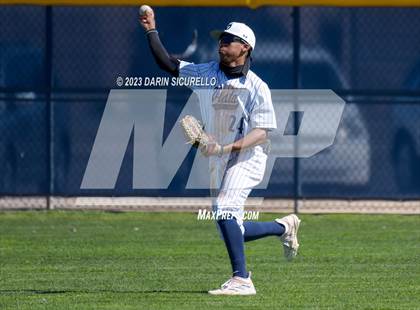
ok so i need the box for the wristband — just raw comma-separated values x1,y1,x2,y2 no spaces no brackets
217,145,224,157
145,29,158,35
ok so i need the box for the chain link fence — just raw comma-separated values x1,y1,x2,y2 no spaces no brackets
0,6,420,211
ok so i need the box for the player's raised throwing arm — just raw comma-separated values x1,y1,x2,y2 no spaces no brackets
138,5,180,76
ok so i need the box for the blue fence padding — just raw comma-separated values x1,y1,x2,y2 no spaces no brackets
0,6,420,197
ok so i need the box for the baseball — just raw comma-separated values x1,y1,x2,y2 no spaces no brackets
139,5,153,16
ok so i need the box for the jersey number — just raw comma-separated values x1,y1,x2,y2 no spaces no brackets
229,116,244,134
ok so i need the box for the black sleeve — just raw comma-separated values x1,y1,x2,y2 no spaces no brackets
145,29,180,77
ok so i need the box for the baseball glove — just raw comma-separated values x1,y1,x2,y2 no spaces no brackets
180,115,211,149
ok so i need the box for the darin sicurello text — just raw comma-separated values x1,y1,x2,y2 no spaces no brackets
142,76,217,87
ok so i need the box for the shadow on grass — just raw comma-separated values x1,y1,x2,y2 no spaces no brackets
0,289,208,295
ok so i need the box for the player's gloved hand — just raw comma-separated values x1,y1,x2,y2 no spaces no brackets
180,115,224,157
139,6,156,31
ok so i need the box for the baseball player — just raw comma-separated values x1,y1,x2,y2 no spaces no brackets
139,6,301,296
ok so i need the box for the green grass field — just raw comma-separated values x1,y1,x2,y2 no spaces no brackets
0,211,419,309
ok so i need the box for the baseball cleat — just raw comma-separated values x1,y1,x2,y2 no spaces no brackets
275,214,301,261
208,272,256,295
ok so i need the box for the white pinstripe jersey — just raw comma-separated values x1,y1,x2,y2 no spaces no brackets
179,60,276,189
179,60,276,145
